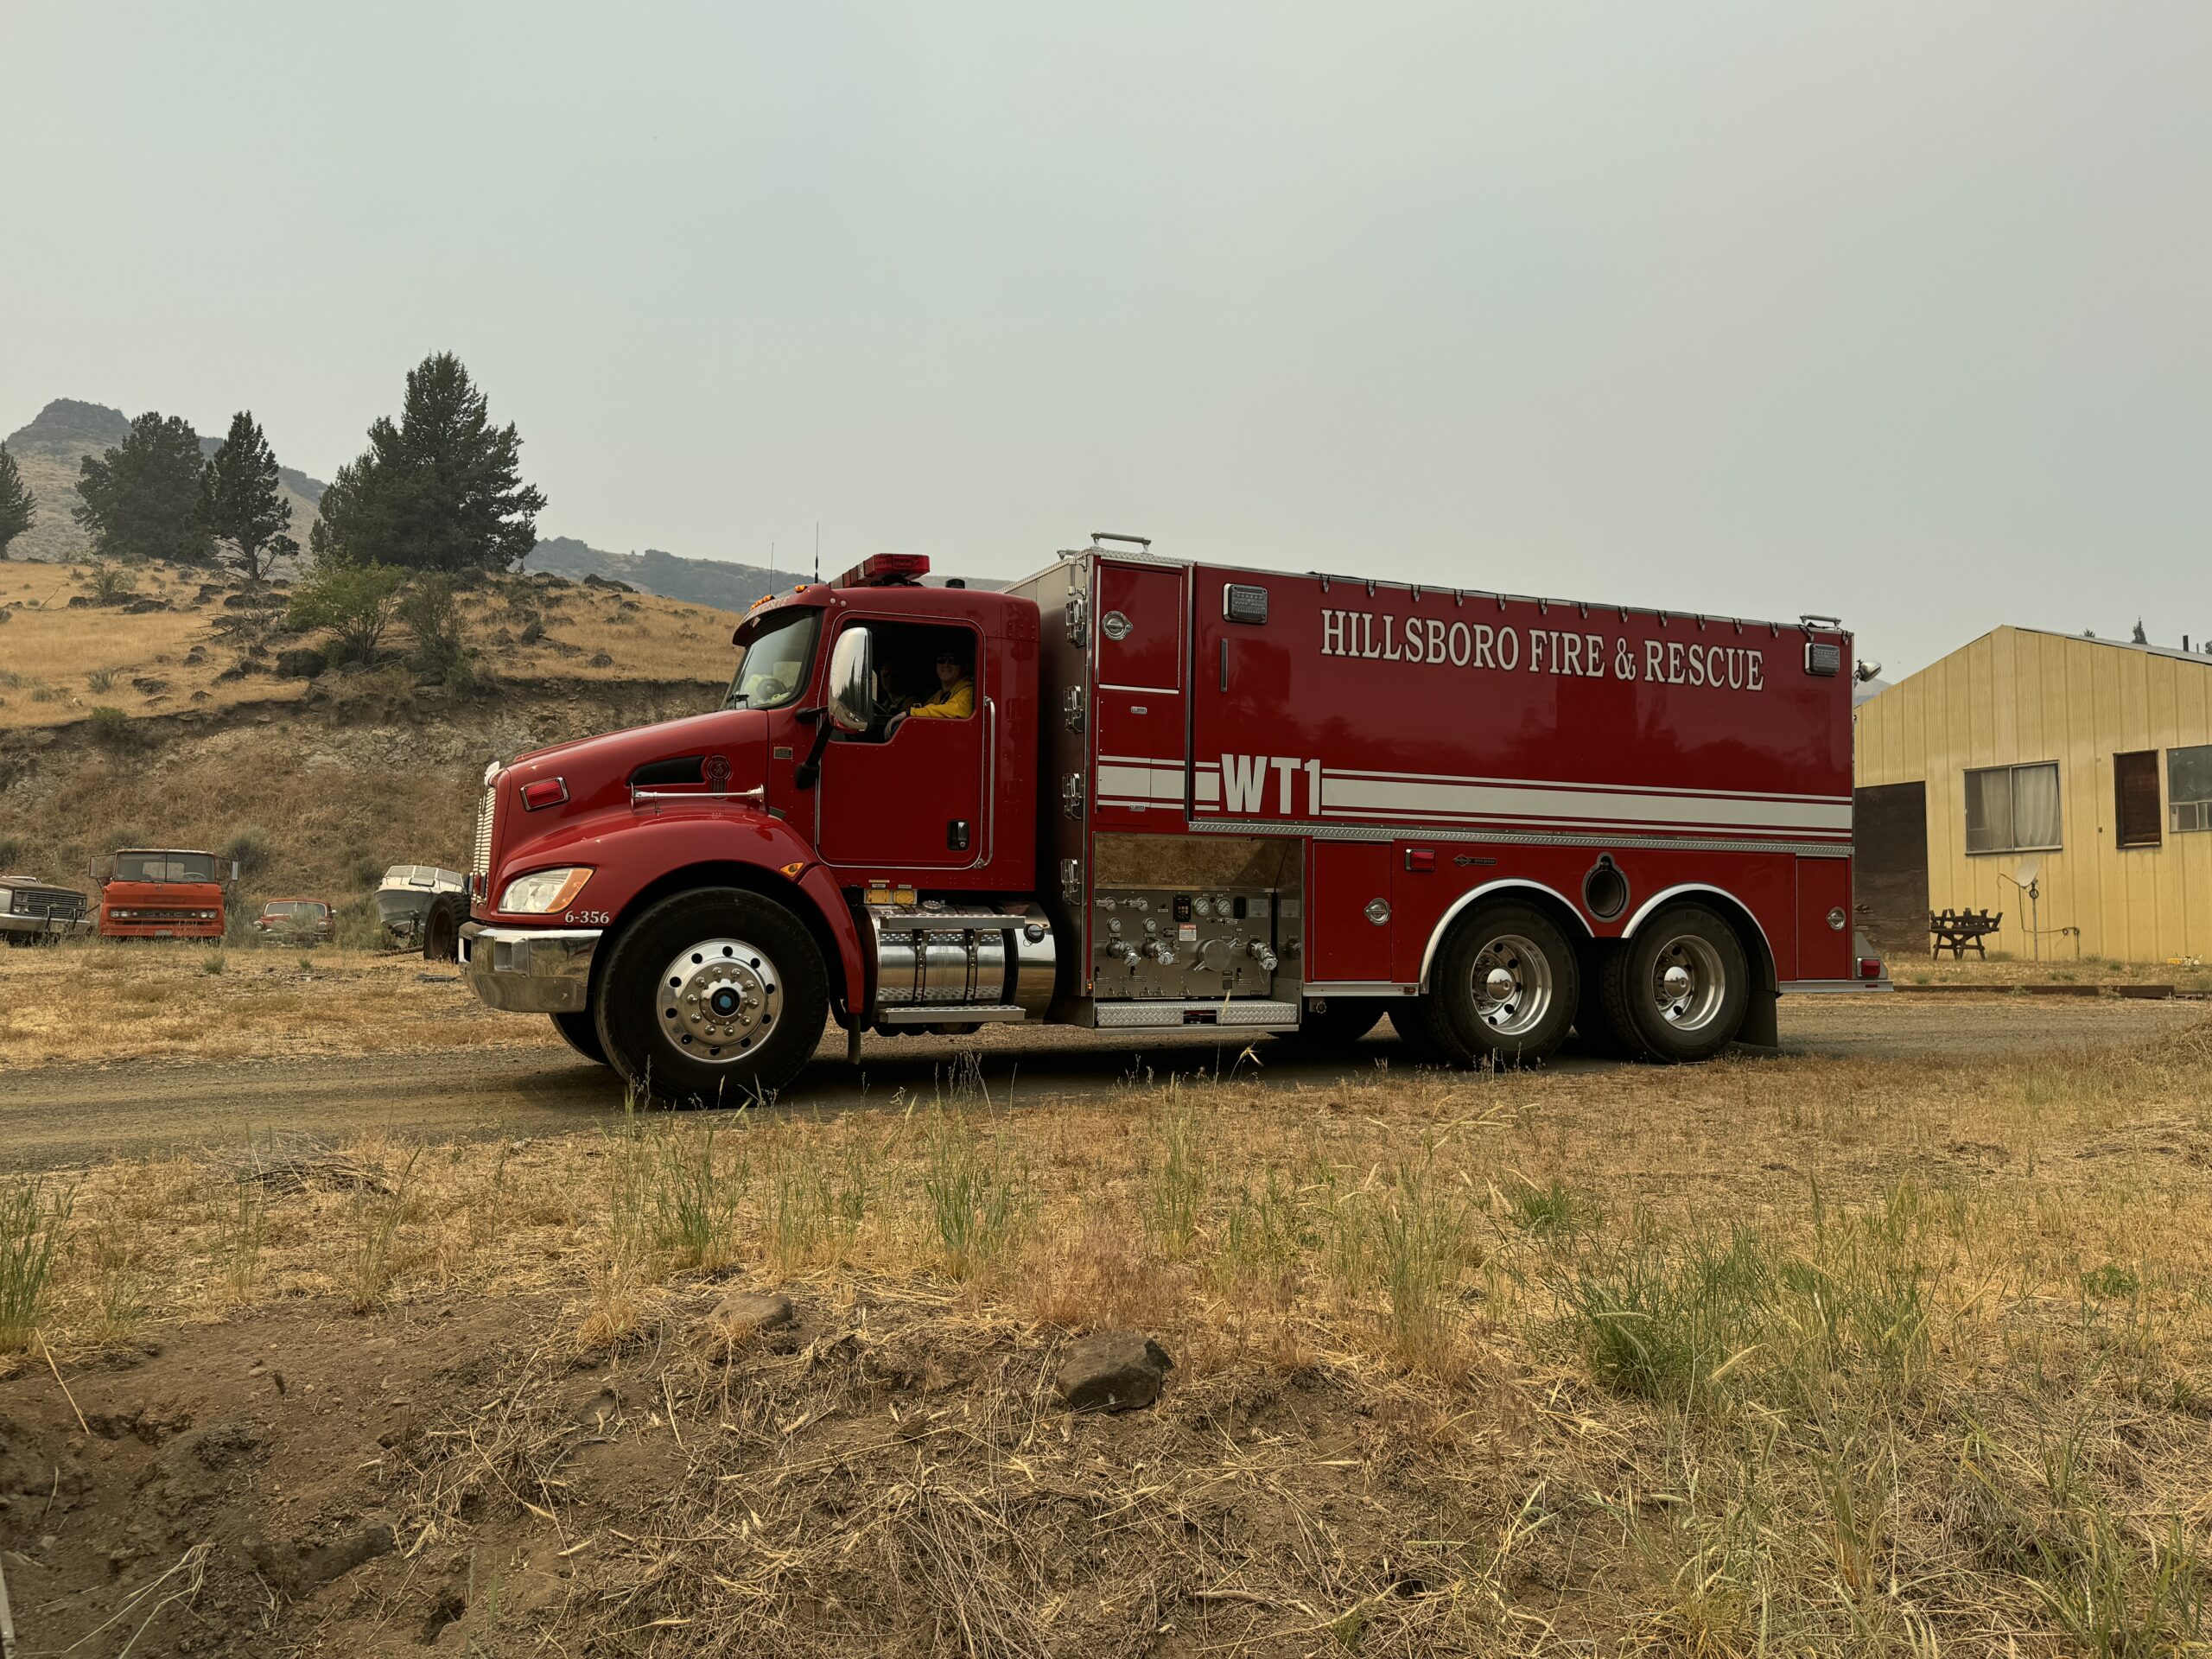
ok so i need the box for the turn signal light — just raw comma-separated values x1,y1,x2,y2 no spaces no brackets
519,777,569,811
1859,957,1884,980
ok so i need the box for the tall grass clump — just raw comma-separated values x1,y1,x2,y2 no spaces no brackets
345,1152,418,1313
1374,1156,1473,1376
210,1178,269,1304
1144,1090,1208,1261
0,1179,74,1351
923,1109,1027,1280
1561,1221,1773,1404
652,1128,747,1273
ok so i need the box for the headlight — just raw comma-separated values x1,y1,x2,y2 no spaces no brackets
498,868,594,914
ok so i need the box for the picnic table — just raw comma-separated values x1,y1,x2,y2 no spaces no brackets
1929,908,2003,958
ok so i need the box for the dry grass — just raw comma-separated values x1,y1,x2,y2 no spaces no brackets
13,1013,2212,1652
0,560,733,732
1904,954,2212,993
0,944,549,1067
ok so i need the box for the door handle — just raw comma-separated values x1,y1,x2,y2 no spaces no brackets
1219,638,1229,693
947,820,971,851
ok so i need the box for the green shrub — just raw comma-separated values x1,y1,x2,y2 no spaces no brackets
220,827,276,881
86,706,133,749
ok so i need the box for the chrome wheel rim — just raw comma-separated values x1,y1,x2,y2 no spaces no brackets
1469,933,1552,1037
1649,934,1726,1033
657,938,782,1064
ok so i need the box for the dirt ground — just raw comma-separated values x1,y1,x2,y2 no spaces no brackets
4,988,2211,1655
1,973,2200,1168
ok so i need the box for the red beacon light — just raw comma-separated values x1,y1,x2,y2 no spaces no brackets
835,553,931,588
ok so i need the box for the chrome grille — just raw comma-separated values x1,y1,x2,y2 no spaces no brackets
472,785,496,880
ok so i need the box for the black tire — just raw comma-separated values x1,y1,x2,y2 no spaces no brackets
1281,995,1386,1048
422,898,462,962
1599,903,1750,1063
550,1010,610,1067
593,887,828,1106
1386,1003,1451,1065
1413,901,1580,1069
1570,943,1638,1058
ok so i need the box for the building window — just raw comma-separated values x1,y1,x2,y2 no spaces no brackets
2172,744,2212,834
1964,761,2061,855
2113,751,2162,849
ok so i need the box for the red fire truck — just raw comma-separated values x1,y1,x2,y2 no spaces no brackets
461,537,1881,1102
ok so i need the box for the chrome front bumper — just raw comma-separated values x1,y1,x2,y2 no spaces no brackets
458,922,601,1013
0,913,94,939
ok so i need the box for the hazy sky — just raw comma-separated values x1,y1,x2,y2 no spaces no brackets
4,3,2207,675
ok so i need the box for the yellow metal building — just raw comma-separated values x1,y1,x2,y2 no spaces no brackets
1853,626,2212,964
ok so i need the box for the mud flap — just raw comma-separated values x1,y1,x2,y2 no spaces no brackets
1738,988,1779,1050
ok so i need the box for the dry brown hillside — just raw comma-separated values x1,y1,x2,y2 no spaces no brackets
0,561,736,926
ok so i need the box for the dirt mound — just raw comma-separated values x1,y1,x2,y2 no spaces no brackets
0,1284,1525,1656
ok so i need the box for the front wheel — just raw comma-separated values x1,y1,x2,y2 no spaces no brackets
550,1010,609,1066
593,888,829,1106
1414,901,1579,1068
1599,904,1750,1063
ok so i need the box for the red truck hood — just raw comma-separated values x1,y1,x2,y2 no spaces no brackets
501,708,771,816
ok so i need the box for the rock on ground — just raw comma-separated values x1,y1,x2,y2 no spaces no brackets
1054,1332,1174,1412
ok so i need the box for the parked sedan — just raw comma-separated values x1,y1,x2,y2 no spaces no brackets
254,899,336,942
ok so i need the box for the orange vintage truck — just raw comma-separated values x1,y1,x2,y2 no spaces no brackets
95,849,233,940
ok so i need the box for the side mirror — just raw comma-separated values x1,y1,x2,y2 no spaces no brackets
826,626,874,735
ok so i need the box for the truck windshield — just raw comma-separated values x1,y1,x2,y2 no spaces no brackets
114,853,218,883
723,609,820,711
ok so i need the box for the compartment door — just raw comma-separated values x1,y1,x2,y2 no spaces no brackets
1090,562,1187,829
1307,842,1395,984
1794,855,1851,982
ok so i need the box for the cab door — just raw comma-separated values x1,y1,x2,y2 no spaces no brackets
817,620,987,870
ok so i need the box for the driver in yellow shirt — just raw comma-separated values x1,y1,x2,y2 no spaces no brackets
897,646,974,725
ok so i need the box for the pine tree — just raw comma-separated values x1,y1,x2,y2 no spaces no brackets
2132,618,2149,645
313,353,546,573
73,412,214,564
199,411,298,584
0,445,34,559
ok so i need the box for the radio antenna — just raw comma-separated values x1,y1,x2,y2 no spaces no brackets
813,521,820,583
768,541,774,581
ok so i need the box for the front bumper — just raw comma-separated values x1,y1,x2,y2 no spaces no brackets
0,913,95,939
458,921,601,1013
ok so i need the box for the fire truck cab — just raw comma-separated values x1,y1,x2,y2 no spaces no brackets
461,538,1879,1101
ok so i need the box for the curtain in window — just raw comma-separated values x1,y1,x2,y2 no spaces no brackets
1964,768,2012,854
2013,762,2061,849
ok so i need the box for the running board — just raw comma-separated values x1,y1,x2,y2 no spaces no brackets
1093,1000,1301,1029
875,1005,1030,1027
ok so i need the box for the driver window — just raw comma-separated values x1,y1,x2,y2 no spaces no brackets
855,622,979,741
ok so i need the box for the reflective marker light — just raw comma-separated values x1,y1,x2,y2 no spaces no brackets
498,868,594,914
519,777,569,811
1859,957,1884,980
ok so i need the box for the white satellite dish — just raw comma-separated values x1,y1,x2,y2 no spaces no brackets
2014,858,2041,887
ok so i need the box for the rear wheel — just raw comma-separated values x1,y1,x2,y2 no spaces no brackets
423,898,462,962
1415,901,1579,1068
1281,995,1386,1049
550,1010,609,1066
1599,904,1749,1063
593,888,828,1106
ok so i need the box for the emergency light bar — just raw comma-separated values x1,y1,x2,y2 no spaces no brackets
836,554,930,588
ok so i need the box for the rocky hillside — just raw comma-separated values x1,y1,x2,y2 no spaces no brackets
3,399,328,565
0,560,729,929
